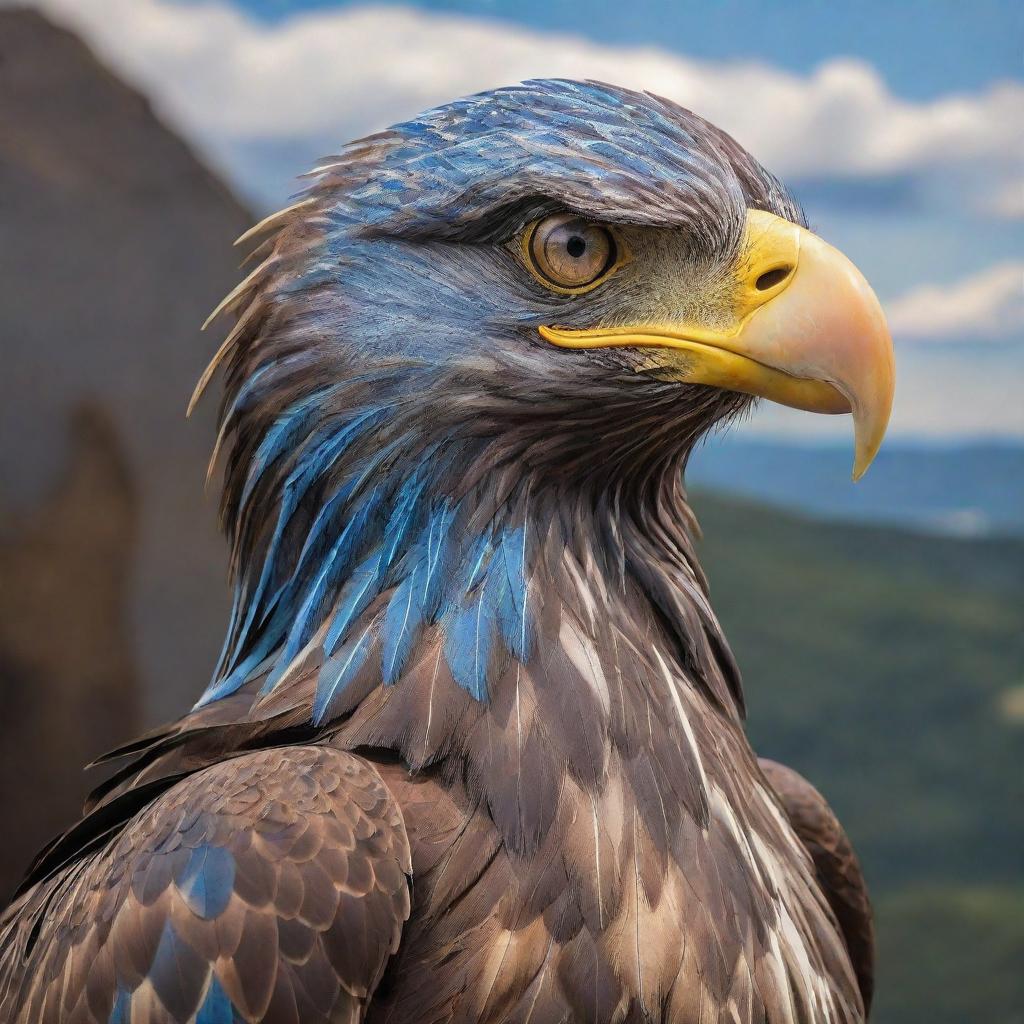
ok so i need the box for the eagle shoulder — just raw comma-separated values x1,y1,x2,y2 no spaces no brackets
759,756,875,1014
0,746,411,1023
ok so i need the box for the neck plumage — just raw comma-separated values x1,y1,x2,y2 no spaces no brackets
202,363,747,851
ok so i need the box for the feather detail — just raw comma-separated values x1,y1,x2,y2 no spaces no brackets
314,622,378,723
233,198,316,249
200,253,279,333
237,388,340,509
320,482,422,660
444,571,497,701
382,567,423,686
323,550,388,659
420,501,457,622
187,297,263,417
497,525,533,662
271,513,379,683
205,352,312,484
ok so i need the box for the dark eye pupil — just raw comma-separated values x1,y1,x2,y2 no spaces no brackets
566,235,587,258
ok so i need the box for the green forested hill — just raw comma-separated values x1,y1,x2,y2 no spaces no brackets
693,492,1024,1023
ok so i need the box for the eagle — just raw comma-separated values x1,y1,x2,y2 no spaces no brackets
0,80,893,1023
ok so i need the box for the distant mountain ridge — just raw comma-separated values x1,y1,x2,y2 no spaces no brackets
689,439,1024,536
692,491,1024,1022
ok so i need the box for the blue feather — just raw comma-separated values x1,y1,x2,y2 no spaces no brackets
314,623,375,723
108,988,131,1024
222,352,301,419
250,472,359,635
254,431,417,661
176,844,235,920
238,388,334,509
150,922,199,1011
195,975,235,1024
444,557,498,701
381,566,422,685
380,472,429,568
420,501,457,621
212,407,384,693
264,484,384,688
239,408,382,633
497,526,533,661
378,496,458,683
194,596,291,706
321,471,427,658
321,549,386,658
209,584,245,688
273,476,385,618
459,533,492,594
195,644,270,707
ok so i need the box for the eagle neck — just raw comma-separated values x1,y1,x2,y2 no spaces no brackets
204,361,743,724
205,366,751,865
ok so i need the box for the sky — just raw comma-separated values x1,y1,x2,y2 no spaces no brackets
16,0,1024,440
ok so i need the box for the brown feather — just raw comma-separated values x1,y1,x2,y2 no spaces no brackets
0,747,410,1023
759,758,876,1015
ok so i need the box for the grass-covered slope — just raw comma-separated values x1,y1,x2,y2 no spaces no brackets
693,491,1024,1022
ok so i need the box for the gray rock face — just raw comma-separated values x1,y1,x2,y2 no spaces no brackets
0,10,254,728
0,406,140,900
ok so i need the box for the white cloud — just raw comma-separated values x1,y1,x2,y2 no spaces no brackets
15,0,1024,216
886,262,1024,342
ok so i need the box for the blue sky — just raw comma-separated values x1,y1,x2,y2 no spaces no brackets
235,0,1023,101
25,0,1024,440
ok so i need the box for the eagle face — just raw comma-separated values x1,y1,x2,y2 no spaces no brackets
239,79,892,481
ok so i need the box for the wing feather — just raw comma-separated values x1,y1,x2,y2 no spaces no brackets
0,746,411,1024
759,757,875,1015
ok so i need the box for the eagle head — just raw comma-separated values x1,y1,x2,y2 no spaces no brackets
194,79,894,712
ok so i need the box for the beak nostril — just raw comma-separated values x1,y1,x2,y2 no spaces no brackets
755,266,793,291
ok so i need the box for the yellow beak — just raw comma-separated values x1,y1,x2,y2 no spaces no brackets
539,210,895,479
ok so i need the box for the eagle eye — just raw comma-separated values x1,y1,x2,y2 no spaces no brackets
524,214,620,292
